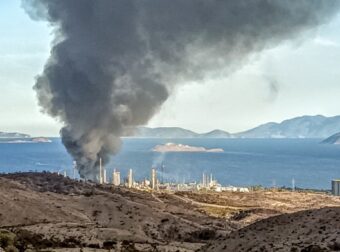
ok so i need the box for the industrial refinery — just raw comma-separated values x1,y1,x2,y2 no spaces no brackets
89,160,250,193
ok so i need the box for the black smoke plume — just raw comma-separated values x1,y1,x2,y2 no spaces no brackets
22,0,340,180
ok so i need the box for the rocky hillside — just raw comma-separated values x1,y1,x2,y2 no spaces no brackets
201,207,340,251
1,172,340,251
0,172,227,251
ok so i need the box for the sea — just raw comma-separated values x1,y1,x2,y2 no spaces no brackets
1,138,340,190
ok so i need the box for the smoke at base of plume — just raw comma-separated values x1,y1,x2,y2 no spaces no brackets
22,0,340,180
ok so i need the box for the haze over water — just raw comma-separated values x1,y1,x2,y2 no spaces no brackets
1,138,340,190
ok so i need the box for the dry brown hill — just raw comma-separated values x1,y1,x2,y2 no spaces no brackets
201,207,340,252
1,172,340,251
0,172,227,251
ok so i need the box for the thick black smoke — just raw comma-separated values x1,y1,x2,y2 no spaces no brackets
22,0,340,181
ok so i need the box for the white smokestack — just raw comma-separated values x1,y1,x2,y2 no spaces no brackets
103,166,107,184
151,168,157,190
128,169,133,188
73,161,77,179
99,157,103,184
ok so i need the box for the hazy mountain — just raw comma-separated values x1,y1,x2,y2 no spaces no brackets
3,115,338,139
133,115,340,138
135,127,198,138
0,131,52,143
235,115,340,138
199,129,231,138
321,132,340,144
133,127,230,138
0,131,30,138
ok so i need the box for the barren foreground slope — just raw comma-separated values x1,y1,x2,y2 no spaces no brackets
0,173,227,251
174,190,340,227
201,207,340,251
1,173,340,251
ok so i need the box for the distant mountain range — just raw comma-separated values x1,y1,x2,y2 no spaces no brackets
134,127,231,138
3,115,340,140
235,115,340,139
134,115,340,139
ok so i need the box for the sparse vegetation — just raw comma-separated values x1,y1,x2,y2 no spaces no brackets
0,230,14,247
103,240,117,249
1,172,340,252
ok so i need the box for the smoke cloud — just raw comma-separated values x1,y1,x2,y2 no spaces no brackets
22,0,340,180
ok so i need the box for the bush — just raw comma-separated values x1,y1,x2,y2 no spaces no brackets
121,240,136,251
188,229,216,241
103,240,117,249
0,230,15,248
4,245,18,252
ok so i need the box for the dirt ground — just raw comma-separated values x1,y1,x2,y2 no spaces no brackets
201,207,340,251
0,173,226,251
0,172,340,251
172,190,340,226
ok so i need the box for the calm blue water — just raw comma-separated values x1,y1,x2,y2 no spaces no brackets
1,138,340,189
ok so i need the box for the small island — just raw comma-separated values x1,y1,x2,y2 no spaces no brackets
152,142,224,153
31,137,52,143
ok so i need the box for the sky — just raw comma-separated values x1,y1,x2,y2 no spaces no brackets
1,1,340,137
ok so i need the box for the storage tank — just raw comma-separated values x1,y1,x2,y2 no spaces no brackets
332,179,340,196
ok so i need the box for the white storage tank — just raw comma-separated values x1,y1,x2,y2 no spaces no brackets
332,179,340,196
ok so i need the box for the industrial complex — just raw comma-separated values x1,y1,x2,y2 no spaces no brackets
89,159,250,193
60,160,340,196
59,159,250,193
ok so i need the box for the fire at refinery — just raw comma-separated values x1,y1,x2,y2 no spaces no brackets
69,160,249,193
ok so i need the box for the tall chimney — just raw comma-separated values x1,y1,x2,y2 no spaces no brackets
128,169,133,188
99,157,103,184
103,167,107,184
151,168,157,190
73,161,77,179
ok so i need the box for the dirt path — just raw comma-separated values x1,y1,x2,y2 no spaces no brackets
151,193,164,203
171,194,249,210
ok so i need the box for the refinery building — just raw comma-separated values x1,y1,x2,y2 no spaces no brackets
93,159,249,193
